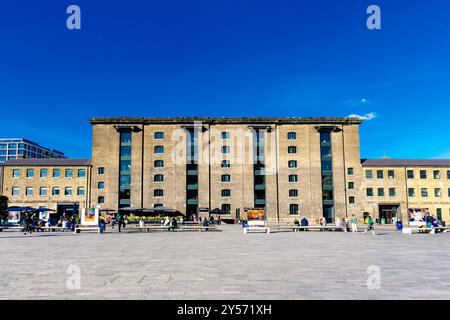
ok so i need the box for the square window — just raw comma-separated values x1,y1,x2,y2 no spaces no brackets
366,188,373,197
407,170,414,179
421,188,428,197
221,132,230,140
98,167,105,175
389,188,396,197
65,187,72,196
221,146,230,154
378,188,384,197
289,204,299,215
39,187,47,196
12,187,19,196
348,182,354,189
365,170,372,179
26,169,34,178
420,170,427,179
77,187,85,196
433,170,441,179
347,168,354,175
65,169,73,178
12,169,20,178
40,168,48,178
221,160,231,168
435,188,442,198
408,188,415,197
52,187,60,196
221,189,231,197
26,187,33,196
349,196,355,204
98,182,105,189
388,170,395,179
288,146,297,154
53,169,61,178
154,132,164,140
78,169,86,178
98,196,105,204
287,132,296,140
377,170,384,179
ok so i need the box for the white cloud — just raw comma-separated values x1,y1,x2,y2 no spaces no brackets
343,98,371,106
347,112,377,121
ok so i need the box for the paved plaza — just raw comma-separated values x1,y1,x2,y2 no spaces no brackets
1,225,450,300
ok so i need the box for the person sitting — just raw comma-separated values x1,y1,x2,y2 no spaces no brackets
300,217,309,231
202,218,209,227
169,217,178,231
293,218,300,226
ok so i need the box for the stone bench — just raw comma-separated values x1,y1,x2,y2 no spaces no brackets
74,227,100,234
243,227,270,234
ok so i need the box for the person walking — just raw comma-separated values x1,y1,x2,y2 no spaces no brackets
351,214,358,233
364,215,375,236
116,212,123,232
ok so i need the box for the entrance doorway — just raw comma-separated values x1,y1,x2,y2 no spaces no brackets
378,205,399,224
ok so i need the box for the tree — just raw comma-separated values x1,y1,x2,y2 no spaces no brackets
0,195,8,224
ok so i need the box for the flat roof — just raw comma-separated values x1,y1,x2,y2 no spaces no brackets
89,117,363,125
362,159,450,167
1,158,91,167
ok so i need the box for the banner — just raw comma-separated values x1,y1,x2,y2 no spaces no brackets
81,208,99,225
247,209,265,226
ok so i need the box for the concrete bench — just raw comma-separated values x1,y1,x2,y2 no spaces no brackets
132,225,171,232
74,227,100,234
37,227,69,232
433,227,450,233
402,227,434,234
0,226,24,232
177,226,218,232
277,225,348,232
243,227,270,234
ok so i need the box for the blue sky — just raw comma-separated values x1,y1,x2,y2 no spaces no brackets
0,0,449,159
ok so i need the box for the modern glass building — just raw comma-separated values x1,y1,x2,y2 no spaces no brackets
0,138,65,163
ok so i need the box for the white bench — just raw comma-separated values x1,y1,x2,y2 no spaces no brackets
402,227,434,234
74,227,100,234
243,227,270,234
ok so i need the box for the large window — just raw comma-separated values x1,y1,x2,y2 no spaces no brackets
65,168,73,178
221,174,231,183
288,160,297,168
420,170,427,179
119,131,132,207
154,174,164,182
421,188,428,197
434,170,441,179
26,169,34,178
221,146,230,154
78,169,86,178
377,170,384,179
12,169,20,178
154,189,164,197
287,132,296,140
53,169,61,178
154,132,164,140
26,187,33,196
388,170,395,179
154,146,164,154
221,204,231,214
221,160,231,168
289,204,299,215
65,187,73,196
407,170,414,179
288,146,297,154
154,160,164,168
289,189,298,197
288,174,298,182
389,188,396,197
12,187,19,196
221,189,231,197
77,187,85,196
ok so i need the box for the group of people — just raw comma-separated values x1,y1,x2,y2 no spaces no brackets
292,214,376,235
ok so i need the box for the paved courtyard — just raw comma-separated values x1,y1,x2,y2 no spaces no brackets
1,225,450,300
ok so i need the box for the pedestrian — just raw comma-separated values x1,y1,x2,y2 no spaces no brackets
341,217,348,232
363,215,375,236
116,212,123,232
169,217,178,231
351,214,358,233
320,216,327,226
217,216,221,225
426,213,433,229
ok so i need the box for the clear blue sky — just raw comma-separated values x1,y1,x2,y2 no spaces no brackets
1,0,449,159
